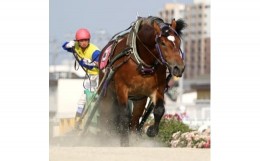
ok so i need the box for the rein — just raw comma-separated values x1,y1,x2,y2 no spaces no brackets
128,17,182,75
98,47,132,96
133,28,164,66
71,47,92,89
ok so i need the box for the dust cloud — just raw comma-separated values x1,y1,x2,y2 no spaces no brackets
50,129,165,147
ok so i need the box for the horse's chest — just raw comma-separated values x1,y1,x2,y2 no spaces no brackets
128,78,158,94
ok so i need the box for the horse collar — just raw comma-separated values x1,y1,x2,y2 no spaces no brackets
127,18,152,67
127,18,159,75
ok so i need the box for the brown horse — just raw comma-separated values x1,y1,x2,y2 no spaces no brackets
97,16,186,146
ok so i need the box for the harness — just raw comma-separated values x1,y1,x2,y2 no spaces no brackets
98,16,184,95
126,17,162,75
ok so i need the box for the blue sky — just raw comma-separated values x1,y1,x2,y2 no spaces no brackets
50,0,193,41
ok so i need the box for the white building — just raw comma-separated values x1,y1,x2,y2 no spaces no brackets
49,65,86,136
159,3,185,21
158,1,211,80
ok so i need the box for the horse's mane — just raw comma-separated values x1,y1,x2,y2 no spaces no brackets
175,19,187,36
146,16,187,37
164,19,187,36
144,16,186,35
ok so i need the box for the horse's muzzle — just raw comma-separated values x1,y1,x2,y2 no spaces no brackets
171,65,185,77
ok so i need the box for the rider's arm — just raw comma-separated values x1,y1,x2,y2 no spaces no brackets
62,41,74,53
92,50,101,66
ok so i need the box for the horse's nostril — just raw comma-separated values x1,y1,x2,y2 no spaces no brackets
173,66,180,76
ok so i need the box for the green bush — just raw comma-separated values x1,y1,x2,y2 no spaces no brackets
157,118,192,146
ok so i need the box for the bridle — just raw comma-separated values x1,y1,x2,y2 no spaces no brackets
154,20,185,65
132,17,185,75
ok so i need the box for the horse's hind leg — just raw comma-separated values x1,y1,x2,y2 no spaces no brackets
146,99,165,137
118,104,131,146
98,90,118,136
116,88,131,146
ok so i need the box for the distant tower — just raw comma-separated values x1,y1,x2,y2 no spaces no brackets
159,3,185,22
159,1,211,80
183,1,211,79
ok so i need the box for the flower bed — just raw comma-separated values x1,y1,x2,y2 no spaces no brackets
170,128,210,148
144,114,211,148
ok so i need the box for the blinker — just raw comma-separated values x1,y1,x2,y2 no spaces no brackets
159,23,170,36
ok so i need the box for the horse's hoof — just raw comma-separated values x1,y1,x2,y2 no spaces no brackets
146,125,159,137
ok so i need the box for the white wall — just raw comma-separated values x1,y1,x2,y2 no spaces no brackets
56,79,85,118
164,90,210,129
164,91,197,114
49,86,57,112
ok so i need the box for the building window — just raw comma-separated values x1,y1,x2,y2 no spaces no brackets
191,56,194,61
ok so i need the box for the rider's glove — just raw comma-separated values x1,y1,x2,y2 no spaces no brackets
79,59,96,69
65,40,75,48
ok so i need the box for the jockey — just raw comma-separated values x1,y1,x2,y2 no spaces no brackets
62,28,101,120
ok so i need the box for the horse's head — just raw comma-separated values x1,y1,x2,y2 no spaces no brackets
139,17,187,77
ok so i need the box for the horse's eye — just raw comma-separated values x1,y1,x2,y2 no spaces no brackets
161,25,170,33
161,41,166,46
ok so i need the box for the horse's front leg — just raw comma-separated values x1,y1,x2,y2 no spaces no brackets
130,98,147,133
147,94,165,137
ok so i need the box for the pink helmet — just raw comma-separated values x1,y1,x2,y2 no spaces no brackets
75,28,91,40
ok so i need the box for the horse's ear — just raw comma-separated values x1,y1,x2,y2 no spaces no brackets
153,22,161,35
171,18,177,29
